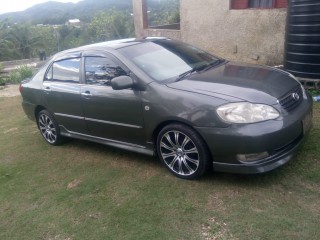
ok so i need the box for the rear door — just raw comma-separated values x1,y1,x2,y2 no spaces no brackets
80,52,145,146
43,55,87,134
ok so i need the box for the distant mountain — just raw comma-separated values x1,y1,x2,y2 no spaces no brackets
0,0,132,25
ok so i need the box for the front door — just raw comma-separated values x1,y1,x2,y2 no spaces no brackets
81,55,145,146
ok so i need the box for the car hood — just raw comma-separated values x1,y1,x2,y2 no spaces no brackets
166,61,300,105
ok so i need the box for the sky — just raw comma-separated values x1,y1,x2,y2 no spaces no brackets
0,0,81,14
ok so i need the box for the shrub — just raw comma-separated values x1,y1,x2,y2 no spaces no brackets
0,64,6,85
8,65,34,84
0,77,6,86
307,89,320,96
8,71,21,84
18,65,34,80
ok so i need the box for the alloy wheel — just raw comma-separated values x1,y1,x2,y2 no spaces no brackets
38,113,57,144
159,130,200,176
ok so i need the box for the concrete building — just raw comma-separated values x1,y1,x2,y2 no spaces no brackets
66,19,81,27
133,0,288,66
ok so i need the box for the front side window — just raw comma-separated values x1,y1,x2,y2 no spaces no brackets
84,57,127,85
46,58,80,83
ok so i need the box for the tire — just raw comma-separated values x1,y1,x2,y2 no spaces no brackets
156,124,210,179
37,110,64,145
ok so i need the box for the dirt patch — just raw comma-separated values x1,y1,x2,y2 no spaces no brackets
0,85,20,97
201,217,236,240
67,179,82,189
4,128,18,134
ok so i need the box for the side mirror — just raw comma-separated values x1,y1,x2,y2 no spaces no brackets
111,76,134,90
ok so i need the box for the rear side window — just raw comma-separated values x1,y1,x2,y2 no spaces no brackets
85,57,127,86
45,58,80,83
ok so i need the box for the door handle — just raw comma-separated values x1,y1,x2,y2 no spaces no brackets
81,91,92,97
44,86,51,93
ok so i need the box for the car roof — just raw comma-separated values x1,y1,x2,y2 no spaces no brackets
59,37,170,55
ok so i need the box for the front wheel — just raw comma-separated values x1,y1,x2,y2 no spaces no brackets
37,110,64,145
156,124,210,179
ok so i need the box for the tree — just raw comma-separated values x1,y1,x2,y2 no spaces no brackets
147,0,180,27
0,20,16,61
58,25,90,50
88,9,134,42
8,25,44,59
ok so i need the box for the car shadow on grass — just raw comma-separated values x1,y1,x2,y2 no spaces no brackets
61,138,161,167
55,137,308,187
203,169,286,186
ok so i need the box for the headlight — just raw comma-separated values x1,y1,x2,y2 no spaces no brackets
217,102,280,123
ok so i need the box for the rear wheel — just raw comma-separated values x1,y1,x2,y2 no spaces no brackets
37,110,64,145
157,124,210,179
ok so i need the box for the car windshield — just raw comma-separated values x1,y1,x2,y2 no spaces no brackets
119,39,221,82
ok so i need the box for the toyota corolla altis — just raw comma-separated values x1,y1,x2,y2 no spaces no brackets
20,38,313,179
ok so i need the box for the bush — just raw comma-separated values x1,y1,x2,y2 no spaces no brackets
8,71,20,84
18,65,34,80
0,77,5,86
7,65,34,84
0,64,6,86
307,89,320,96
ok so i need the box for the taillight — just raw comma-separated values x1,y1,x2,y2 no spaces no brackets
19,84,22,94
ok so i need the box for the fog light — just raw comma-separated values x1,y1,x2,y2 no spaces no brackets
237,152,269,162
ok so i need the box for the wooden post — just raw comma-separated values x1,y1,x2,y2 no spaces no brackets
132,0,148,38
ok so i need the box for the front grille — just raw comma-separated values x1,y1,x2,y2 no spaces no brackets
278,85,303,112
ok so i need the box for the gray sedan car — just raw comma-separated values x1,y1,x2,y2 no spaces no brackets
20,38,313,179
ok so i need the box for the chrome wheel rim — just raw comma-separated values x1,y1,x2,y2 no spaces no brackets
160,131,199,176
38,114,57,144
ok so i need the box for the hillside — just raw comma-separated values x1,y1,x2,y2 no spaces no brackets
0,0,132,24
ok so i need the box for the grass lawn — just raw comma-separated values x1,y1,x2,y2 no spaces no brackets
0,96,319,240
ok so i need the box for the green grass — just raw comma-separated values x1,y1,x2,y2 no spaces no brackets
0,97,319,240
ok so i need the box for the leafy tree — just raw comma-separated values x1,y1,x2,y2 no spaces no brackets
0,20,17,61
8,25,44,59
0,2,178,61
32,26,59,56
147,0,180,27
58,25,91,50
59,25,71,43
89,9,134,42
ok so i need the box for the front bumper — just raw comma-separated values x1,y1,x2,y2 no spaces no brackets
211,133,303,174
195,94,313,174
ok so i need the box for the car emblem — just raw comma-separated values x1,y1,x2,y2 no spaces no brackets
292,92,300,101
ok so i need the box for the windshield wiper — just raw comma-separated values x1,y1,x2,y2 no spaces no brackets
175,65,207,82
202,59,223,72
175,60,223,82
